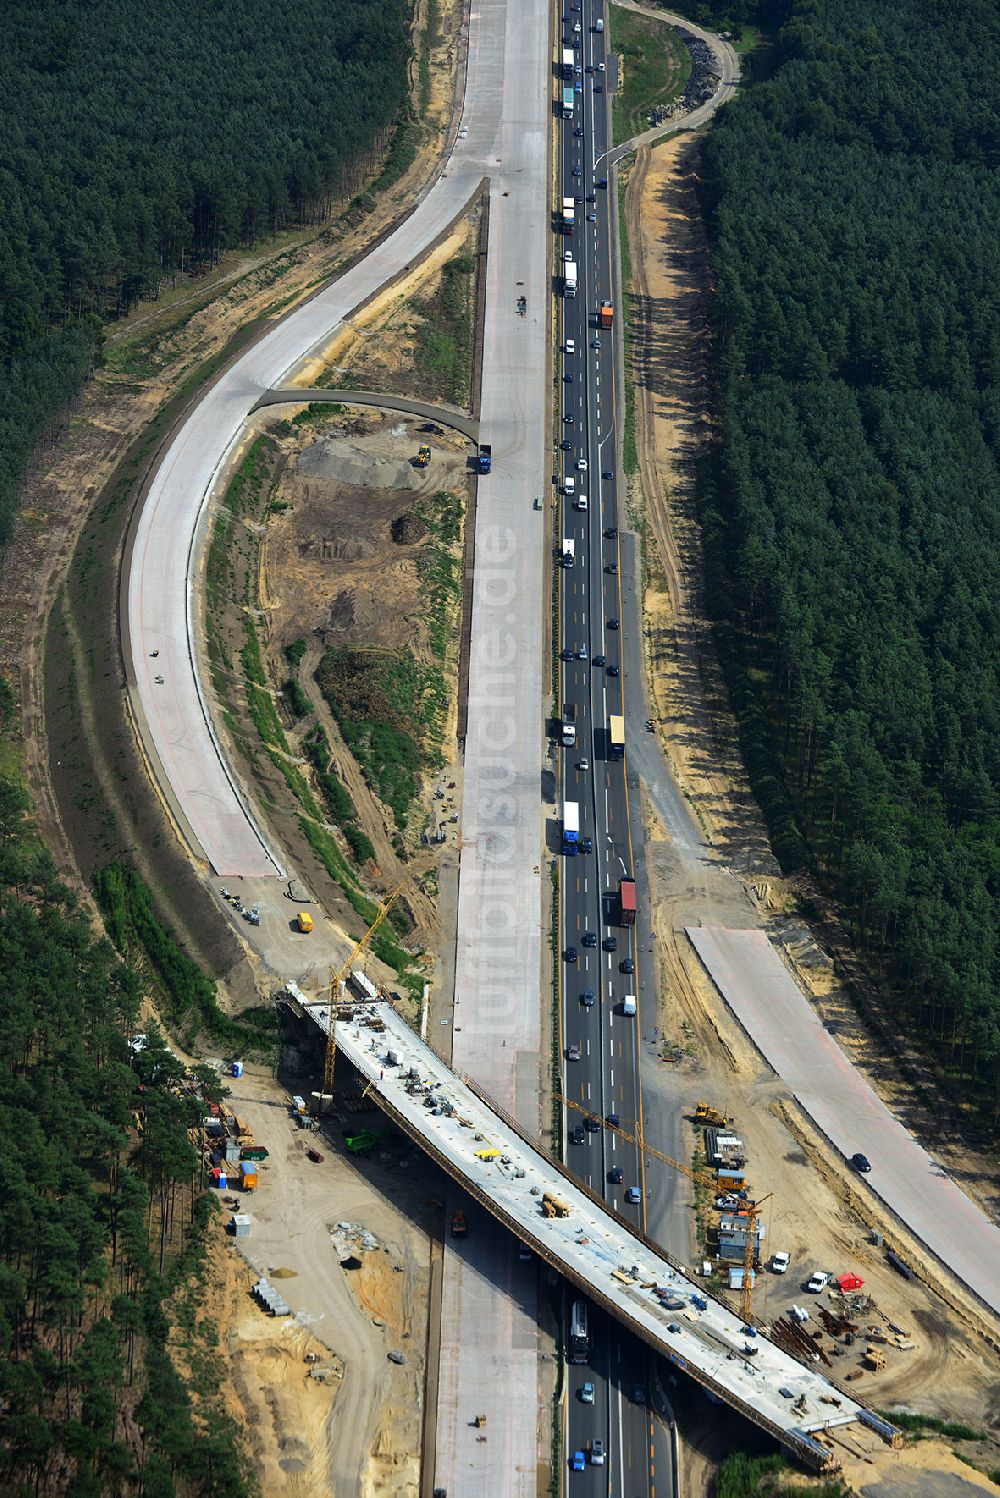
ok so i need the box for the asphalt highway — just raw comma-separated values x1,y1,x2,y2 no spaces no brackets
555,5,669,1492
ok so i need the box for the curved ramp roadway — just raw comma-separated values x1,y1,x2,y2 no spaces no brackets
688,926,1000,1322
126,0,509,878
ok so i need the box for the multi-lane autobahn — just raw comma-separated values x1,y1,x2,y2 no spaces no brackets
555,3,672,1490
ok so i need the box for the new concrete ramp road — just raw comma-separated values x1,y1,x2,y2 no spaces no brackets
126,0,509,878
688,926,1000,1320
438,2,550,1493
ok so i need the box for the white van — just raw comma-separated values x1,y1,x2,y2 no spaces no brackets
564,476,576,495
622,994,636,1016
576,494,588,511
565,338,576,355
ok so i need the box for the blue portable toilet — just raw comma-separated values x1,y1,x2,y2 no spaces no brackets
232,1060,244,1079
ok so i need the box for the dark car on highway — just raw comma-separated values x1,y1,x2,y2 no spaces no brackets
564,945,578,963
608,1166,623,1184
620,957,635,974
851,1152,872,1173
580,988,595,1007
602,935,617,952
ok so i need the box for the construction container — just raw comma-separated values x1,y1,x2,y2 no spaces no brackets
239,1162,258,1190
231,1214,251,1238
231,1060,244,1079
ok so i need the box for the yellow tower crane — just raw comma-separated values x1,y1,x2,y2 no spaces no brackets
323,886,403,1098
557,1094,772,1323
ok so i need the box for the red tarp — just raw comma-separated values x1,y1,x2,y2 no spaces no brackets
837,1272,865,1291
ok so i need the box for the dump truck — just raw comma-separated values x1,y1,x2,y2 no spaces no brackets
451,1210,468,1238
618,876,636,926
296,911,313,933
599,300,614,329
477,443,492,474
542,1192,570,1218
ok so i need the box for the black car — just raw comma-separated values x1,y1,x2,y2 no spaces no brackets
602,469,613,479
572,165,582,177
584,1116,601,1132
608,1166,623,1184
604,526,618,538
598,176,608,187
564,413,575,425
605,561,617,574
620,957,635,975
582,931,597,948
594,83,604,93
574,126,584,137
580,836,593,854
561,439,573,451
605,1113,620,1128
607,617,619,630
560,648,575,661
851,1152,872,1173
564,945,578,963
580,988,595,1007
564,371,574,383
602,935,618,952
571,1124,586,1145
593,653,606,666
607,664,620,678
586,193,596,203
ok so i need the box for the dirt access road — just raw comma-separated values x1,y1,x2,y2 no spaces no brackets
219,1064,435,1498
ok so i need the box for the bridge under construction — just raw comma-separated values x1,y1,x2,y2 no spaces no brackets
290,993,900,1472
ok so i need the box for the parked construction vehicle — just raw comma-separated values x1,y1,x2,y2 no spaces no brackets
416,443,431,467
296,911,314,934
695,1101,733,1129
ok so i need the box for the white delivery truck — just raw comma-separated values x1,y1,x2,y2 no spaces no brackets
563,259,578,297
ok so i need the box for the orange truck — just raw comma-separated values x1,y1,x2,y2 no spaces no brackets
599,300,614,329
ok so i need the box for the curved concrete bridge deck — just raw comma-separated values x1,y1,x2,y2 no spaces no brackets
253,387,480,442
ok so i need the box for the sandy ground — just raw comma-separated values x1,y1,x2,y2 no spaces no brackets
213,1063,435,1497
622,132,1000,1489
625,136,777,878
300,215,480,401
251,407,469,940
